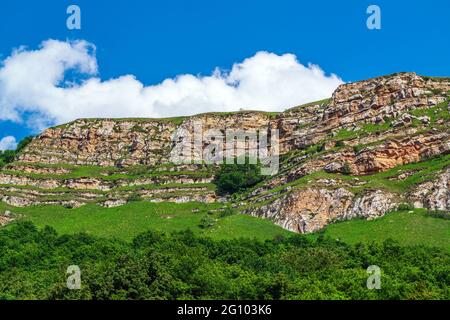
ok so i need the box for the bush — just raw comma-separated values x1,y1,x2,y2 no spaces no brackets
427,210,450,220
199,216,216,229
213,160,264,195
430,88,443,95
353,144,365,154
127,193,142,202
341,162,352,175
128,165,149,176
397,203,415,211
219,207,236,218
317,143,326,152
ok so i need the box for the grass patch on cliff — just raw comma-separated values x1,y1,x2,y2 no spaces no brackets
239,154,450,207
321,209,450,251
333,120,393,142
284,98,331,112
409,99,450,123
355,154,450,193
1,201,291,242
2,163,215,180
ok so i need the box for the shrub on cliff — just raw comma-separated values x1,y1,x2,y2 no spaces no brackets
341,162,352,175
127,193,142,202
127,165,149,176
16,136,33,153
213,160,264,195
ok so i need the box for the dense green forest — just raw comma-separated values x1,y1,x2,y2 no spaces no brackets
0,222,448,300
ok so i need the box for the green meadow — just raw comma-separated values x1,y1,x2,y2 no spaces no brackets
321,209,450,251
0,201,291,242
1,201,449,251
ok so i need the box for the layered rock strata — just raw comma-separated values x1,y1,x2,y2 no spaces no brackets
1,72,449,232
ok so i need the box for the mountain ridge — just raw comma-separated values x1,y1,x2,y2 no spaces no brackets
1,72,449,233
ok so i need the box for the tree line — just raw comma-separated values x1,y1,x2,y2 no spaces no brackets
0,222,448,300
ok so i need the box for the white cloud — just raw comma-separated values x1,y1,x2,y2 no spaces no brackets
0,136,17,151
0,39,343,131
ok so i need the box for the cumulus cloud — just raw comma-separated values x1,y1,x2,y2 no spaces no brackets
0,39,343,131
0,136,17,151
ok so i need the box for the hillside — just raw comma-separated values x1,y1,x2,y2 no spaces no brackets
0,72,449,236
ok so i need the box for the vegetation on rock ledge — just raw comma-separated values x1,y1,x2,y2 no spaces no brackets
213,160,264,196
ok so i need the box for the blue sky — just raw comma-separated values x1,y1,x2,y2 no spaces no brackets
0,0,449,145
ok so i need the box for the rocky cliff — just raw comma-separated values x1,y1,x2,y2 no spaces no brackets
1,72,449,233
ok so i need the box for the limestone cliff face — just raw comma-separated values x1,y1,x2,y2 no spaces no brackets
409,168,450,211
289,130,449,177
247,188,397,233
17,73,449,171
19,119,178,167
248,165,450,234
2,72,450,232
277,73,449,152
19,112,272,167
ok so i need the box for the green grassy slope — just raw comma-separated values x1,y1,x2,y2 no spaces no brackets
2,201,449,251
0,201,292,242
321,209,450,251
